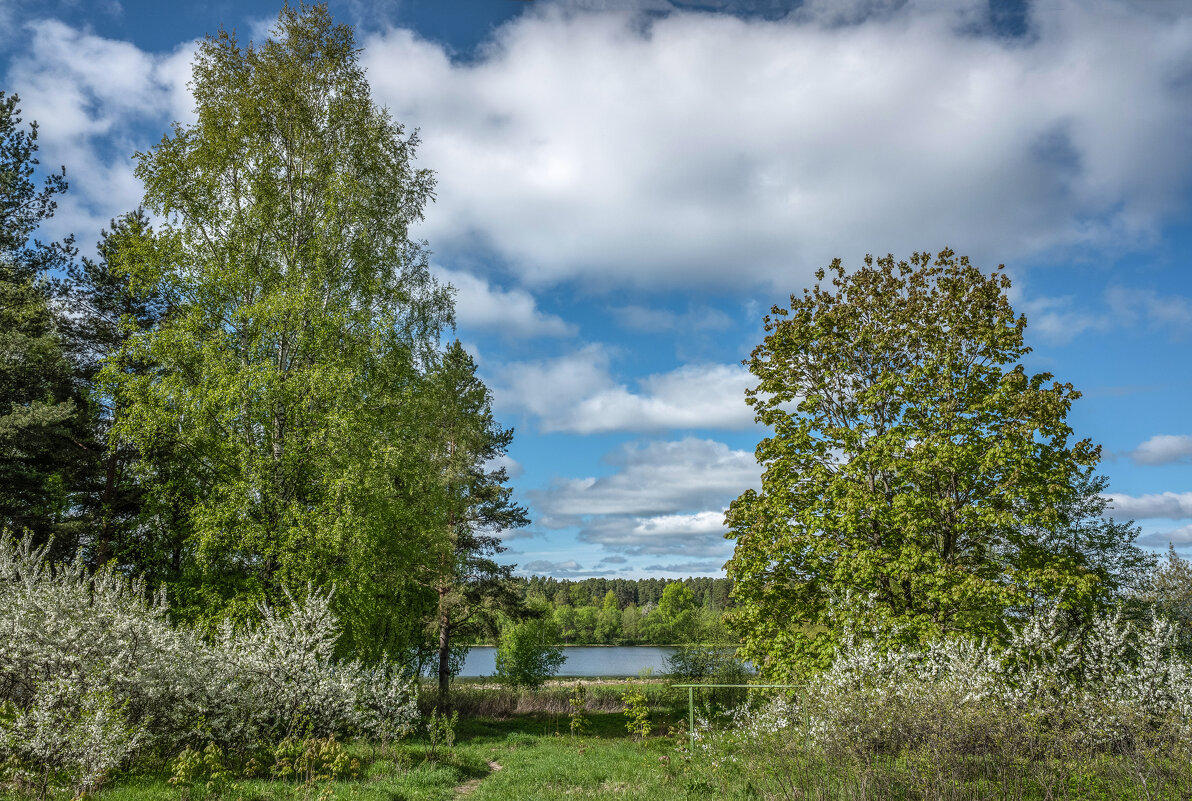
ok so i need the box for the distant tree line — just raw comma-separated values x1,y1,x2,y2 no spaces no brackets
519,575,733,611
495,576,737,646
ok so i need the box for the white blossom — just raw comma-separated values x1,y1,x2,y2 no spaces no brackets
0,532,418,794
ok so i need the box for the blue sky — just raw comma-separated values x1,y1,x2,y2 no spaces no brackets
3,0,1190,578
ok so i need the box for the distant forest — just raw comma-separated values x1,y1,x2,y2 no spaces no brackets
518,575,733,610
502,576,735,646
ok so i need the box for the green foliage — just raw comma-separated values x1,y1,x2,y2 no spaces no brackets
0,90,93,557
423,709,457,762
690,607,1192,801
64,210,177,574
620,685,652,740
665,644,748,683
567,683,590,737
494,612,565,689
725,250,1146,680
658,582,694,618
510,577,734,646
99,5,452,649
271,735,358,785
424,340,529,705
169,743,236,799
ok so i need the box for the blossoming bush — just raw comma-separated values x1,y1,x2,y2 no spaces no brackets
0,532,417,796
689,604,1192,799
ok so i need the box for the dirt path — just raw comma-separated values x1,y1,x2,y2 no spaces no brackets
455,760,503,796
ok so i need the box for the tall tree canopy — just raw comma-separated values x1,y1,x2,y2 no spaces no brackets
101,5,452,638
0,91,92,556
423,340,529,706
725,250,1147,681
64,210,181,575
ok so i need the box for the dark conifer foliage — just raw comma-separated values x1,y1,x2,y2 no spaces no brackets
425,340,531,705
0,91,93,558
63,210,183,574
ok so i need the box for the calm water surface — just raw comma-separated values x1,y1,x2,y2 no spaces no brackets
459,645,676,678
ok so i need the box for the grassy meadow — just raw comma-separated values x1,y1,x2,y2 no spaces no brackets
77,676,1192,801
96,709,701,801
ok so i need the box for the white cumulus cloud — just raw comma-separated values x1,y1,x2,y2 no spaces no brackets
435,266,575,338
11,3,1192,290
6,20,195,246
1104,492,1192,520
1130,435,1192,466
1106,288,1192,337
362,1,1192,288
579,510,732,558
529,437,756,560
494,347,755,433
533,438,757,520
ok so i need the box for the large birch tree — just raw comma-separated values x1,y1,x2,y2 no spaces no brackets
102,5,452,641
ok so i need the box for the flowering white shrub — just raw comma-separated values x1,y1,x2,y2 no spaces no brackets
803,603,1192,752
688,600,1192,798
1,678,143,798
205,586,419,746
0,532,417,794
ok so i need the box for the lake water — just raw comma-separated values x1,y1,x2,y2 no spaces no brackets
459,645,677,678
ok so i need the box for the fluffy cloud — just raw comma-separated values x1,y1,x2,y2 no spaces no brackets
1106,288,1192,338
1017,285,1192,345
1018,294,1107,345
516,558,636,577
1139,524,1192,550
578,511,733,558
495,347,755,433
531,438,758,521
610,304,734,333
6,20,195,246
1104,492,1192,520
485,453,525,480
362,1,1192,288
530,437,756,560
435,266,574,338
520,559,585,574
13,3,1192,290
1129,435,1192,466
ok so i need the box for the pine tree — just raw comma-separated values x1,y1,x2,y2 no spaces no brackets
424,340,529,708
63,210,188,575
0,91,91,557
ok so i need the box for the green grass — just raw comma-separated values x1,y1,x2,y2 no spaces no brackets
94,711,724,801
26,704,1191,801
